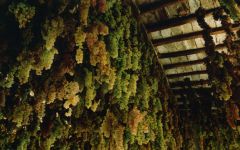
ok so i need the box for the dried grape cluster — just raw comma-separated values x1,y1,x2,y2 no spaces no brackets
9,2,35,28
196,7,235,101
0,0,178,149
42,17,64,50
74,27,86,64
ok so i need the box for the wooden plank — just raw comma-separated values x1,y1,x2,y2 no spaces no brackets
159,42,227,58
163,59,206,70
146,7,220,32
152,23,240,46
159,40,240,58
167,70,208,78
170,79,210,87
159,47,206,58
172,87,212,94
139,0,187,14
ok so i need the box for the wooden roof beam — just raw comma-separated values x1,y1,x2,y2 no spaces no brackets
146,7,220,32
170,79,210,88
167,70,208,79
152,23,240,46
139,0,187,14
172,87,212,94
163,59,206,70
159,47,206,58
158,41,230,58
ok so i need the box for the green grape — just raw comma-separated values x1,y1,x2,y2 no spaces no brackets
42,17,64,50
113,72,123,99
75,48,84,64
33,47,58,75
105,68,116,91
16,132,30,150
84,69,96,108
103,10,117,29
213,72,232,101
85,69,93,88
121,72,130,93
85,87,96,109
151,78,159,95
132,47,142,71
128,74,139,97
9,2,35,28
79,0,90,26
16,60,33,85
107,33,118,58
139,79,151,110
11,103,32,128
0,68,17,88
126,49,133,70
107,0,117,10
74,27,86,64
74,26,86,48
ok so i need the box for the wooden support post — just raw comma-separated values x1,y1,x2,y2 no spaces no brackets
146,7,220,32
170,79,210,88
163,59,206,70
139,0,187,14
152,23,240,46
167,70,208,78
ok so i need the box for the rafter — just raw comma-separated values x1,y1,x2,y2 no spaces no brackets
158,41,232,58
172,87,212,94
152,23,240,46
167,70,208,78
170,79,210,88
146,7,220,32
139,0,187,14
163,59,206,70
159,47,206,58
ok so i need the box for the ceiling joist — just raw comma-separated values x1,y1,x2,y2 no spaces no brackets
159,47,206,58
172,87,212,94
146,7,220,32
158,41,232,58
167,70,208,79
152,23,240,46
170,79,210,88
163,59,206,70
139,0,187,14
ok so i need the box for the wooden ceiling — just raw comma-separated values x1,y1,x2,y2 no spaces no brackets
133,0,231,95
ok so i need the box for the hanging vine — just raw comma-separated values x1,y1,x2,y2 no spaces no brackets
196,7,232,101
